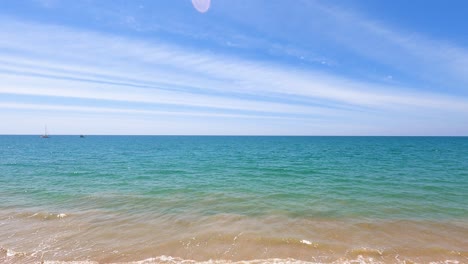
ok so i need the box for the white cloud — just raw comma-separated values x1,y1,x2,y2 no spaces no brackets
313,2,468,88
208,1,468,92
0,102,319,121
0,17,467,135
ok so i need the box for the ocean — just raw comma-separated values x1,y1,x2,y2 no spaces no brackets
0,136,467,263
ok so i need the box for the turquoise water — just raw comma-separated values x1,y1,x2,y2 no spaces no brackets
1,136,467,221
1,136,468,263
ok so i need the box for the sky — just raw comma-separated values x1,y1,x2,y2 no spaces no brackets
1,0,467,135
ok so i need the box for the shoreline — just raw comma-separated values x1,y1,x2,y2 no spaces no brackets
1,213,466,264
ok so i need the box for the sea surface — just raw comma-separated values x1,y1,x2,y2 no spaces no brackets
0,136,467,264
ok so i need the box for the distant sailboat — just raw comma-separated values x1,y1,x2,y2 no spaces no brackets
41,125,50,138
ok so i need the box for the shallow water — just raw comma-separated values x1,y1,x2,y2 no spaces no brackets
0,136,467,263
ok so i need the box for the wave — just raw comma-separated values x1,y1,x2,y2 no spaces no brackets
5,211,70,221
113,255,390,264
43,255,464,264
1,250,464,264
346,248,383,257
0,247,27,258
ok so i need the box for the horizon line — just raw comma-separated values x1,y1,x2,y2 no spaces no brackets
1,134,467,137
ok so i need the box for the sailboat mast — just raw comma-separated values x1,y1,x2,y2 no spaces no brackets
41,124,50,138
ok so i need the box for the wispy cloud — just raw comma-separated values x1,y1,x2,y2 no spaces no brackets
0,16,467,135
304,1,468,90
203,1,468,93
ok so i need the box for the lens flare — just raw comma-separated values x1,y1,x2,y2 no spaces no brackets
192,0,211,13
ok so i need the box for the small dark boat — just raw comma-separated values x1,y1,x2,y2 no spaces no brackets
80,135,85,138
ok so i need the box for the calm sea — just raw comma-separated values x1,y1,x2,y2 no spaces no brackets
0,136,467,263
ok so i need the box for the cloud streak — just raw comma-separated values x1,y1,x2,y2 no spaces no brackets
0,16,467,135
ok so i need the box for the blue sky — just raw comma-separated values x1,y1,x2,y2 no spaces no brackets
1,0,467,135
